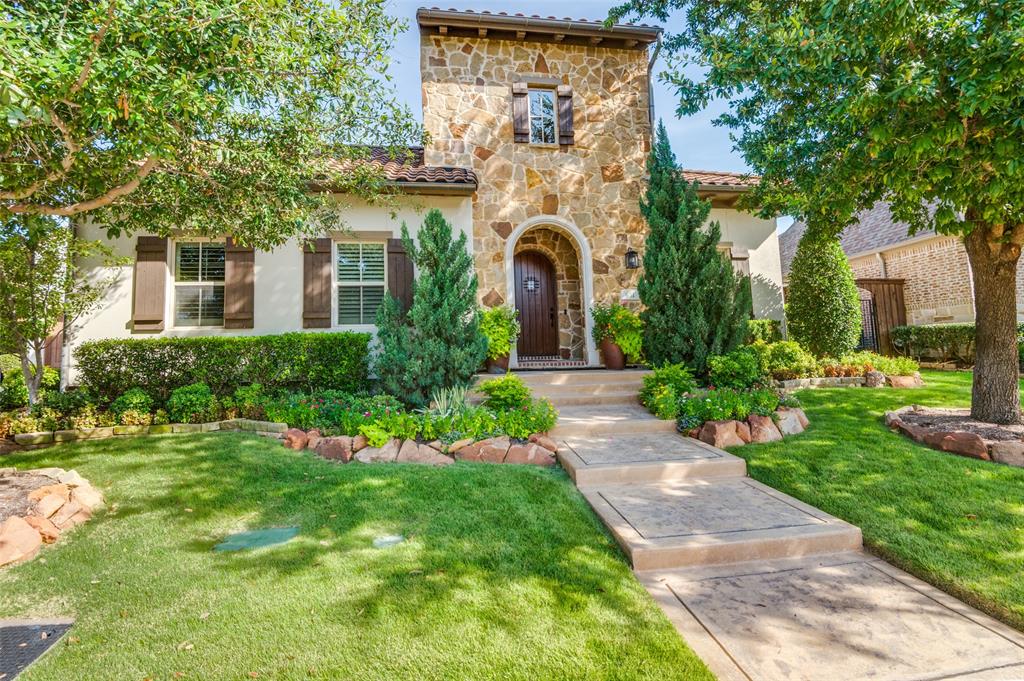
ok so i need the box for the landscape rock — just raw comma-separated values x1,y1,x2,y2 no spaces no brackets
0,516,42,566
354,438,401,464
896,420,929,443
0,467,16,477
28,467,64,480
351,434,368,452
453,441,483,462
305,429,322,450
448,438,474,453
71,484,104,511
990,441,1024,467
56,469,88,487
698,420,747,449
51,499,87,529
396,440,454,466
478,437,511,463
735,421,752,444
776,409,807,436
425,440,444,452
282,428,308,450
34,493,66,519
28,483,70,503
23,515,60,543
504,443,556,466
887,372,925,389
864,370,887,388
748,414,783,443
528,434,559,453
925,431,990,460
315,436,353,463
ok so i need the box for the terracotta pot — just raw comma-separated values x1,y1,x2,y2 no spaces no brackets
485,355,510,374
600,337,626,370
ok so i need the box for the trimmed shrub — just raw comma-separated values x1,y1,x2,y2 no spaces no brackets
495,399,558,439
639,364,697,420
167,383,220,424
0,365,59,410
890,323,1024,365
842,351,919,377
708,347,766,389
109,388,154,417
477,373,532,411
786,233,862,357
750,341,819,380
74,332,370,402
746,319,782,344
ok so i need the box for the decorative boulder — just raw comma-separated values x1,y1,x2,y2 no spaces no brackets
453,441,483,462
351,434,368,452
990,441,1024,467
505,443,556,466
316,436,353,463
28,484,70,503
448,438,474,454
776,408,808,436
735,421,752,444
34,493,66,519
864,370,886,388
0,516,42,567
528,434,559,454
925,431,989,460
396,440,453,466
23,515,60,544
305,429,322,450
71,484,104,511
887,373,924,389
698,421,747,449
282,428,308,450
354,438,401,464
748,414,783,443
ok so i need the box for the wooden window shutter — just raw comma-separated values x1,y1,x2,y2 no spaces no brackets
132,236,167,333
387,238,414,313
303,238,332,328
511,83,529,143
224,237,255,329
729,246,751,277
557,85,574,145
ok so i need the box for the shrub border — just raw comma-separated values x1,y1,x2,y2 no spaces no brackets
9,418,288,448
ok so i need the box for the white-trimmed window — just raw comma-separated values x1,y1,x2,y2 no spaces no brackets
336,242,385,325
173,242,225,327
528,88,557,144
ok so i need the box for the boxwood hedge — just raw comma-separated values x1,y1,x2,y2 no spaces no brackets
74,332,370,402
890,323,1024,365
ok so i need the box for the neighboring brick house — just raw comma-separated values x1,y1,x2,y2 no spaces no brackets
65,8,785,378
780,202,1024,326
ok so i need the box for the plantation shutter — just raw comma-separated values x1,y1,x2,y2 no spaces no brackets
387,238,414,313
303,238,332,328
556,85,574,145
132,236,167,333
224,237,255,329
512,83,529,143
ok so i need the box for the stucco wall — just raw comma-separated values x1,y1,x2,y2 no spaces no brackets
65,195,472,383
712,209,786,323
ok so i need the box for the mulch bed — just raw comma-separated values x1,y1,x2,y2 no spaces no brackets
899,408,1024,442
0,472,53,524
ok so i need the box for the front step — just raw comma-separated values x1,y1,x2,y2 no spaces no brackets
514,369,650,387
549,405,676,437
558,434,746,487
584,478,862,571
544,390,639,407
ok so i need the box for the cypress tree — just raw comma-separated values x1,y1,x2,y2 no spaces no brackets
374,209,487,407
786,231,862,357
638,121,752,373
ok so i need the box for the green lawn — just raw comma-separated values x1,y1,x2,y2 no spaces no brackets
736,369,1024,630
0,434,712,681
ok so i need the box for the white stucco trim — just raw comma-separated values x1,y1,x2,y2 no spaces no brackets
504,215,599,368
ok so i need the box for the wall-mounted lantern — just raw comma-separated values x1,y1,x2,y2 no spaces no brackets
625,247,640,269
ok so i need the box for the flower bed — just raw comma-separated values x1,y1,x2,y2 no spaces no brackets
6,418,288,449
0,466,104,567
885,406,1024,467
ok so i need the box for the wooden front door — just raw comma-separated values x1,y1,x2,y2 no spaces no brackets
514,251,559,357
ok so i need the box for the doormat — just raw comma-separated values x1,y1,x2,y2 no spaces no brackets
0,619,73,679
214,527,299,552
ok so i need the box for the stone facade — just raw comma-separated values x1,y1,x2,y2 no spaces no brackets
420,35,651,310
514,227,585,359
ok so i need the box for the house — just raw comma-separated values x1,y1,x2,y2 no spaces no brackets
65,8,785,379
780,202,1024,328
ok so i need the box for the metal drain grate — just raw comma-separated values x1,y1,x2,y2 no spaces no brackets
0,619,73,679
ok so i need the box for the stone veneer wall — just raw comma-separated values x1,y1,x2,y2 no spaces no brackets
514,227,585,359
420,34,652,309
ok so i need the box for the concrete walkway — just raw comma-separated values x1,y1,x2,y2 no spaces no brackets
528,370,1024,681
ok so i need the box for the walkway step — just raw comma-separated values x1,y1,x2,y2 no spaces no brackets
549,405,676,437
583,478,862,571
557,434,746,486
544,391,639,407
529,382,644,397
515,369,650,387
639,552,1024,681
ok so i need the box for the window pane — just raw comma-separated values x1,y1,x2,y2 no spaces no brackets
200,285,225,326
529,90,556,144
201,244,225,282
337,286,362,324
361,285,385,324
175,244,201,282
337,243,362,282
174,286,202,326
361,244,385,282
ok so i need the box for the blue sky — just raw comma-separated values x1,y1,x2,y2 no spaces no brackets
382,1,794,230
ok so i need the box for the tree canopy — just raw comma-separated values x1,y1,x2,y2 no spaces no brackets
0,0,420,248
612,0,1024,422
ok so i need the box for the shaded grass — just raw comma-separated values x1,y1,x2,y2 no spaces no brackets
734,370,1024,630
0,434,711,681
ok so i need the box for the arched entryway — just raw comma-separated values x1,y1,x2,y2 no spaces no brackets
504,216,598,367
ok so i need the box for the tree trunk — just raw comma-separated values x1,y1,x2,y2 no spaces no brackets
964,225,1022,425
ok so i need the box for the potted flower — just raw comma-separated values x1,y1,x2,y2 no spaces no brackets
591,302,643,370
480,306,521,373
